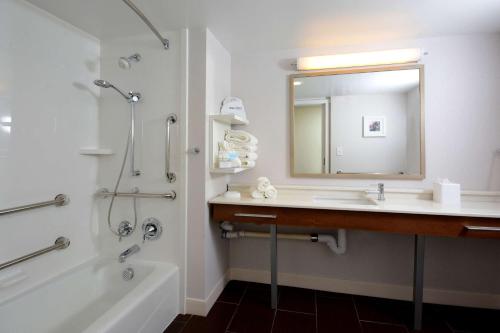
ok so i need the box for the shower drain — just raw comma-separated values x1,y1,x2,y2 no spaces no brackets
122,267,135,281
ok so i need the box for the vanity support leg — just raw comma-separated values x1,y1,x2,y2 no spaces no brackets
270,224,278,309
413,235,425,331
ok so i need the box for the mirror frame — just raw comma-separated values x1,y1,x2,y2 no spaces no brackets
289,63,425,180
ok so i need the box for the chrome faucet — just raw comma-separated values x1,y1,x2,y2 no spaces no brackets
377,183,385,201
118,244,140,263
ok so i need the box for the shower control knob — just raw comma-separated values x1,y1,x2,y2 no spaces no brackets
142,218,162,242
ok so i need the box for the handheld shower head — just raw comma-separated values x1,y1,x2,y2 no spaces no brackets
94,79,112,88
93,79,141,102
119,53,141,70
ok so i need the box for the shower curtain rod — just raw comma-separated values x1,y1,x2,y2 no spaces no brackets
122,0,169,49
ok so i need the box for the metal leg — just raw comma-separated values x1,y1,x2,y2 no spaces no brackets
270,224,278,309
413,235,426,331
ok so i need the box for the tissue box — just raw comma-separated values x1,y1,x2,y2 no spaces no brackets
433,179,461,205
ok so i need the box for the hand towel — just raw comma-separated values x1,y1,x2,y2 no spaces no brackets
257,177,271,192
263,185,278,199
251,189,264,199
225,129,258,145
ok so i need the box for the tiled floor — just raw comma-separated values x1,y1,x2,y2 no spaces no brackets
164,280,500,333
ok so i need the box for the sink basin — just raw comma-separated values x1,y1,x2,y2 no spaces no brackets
312,196,377,206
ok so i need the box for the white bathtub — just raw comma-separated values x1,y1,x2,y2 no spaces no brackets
0,257,179,333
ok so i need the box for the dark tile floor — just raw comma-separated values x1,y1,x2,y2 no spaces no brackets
164,280,500,333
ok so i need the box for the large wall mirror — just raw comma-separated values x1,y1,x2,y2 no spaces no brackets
290,64,425,179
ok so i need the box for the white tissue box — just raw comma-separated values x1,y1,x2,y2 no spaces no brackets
433,179,461,205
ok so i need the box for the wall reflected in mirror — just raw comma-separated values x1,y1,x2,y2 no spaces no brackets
291,65,424,179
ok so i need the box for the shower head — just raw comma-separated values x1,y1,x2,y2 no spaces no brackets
93,79,141,102
118,53,141,70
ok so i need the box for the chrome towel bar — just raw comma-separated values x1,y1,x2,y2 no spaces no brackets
165,114,177,183
0,237,70,271
0,194,69,216
97,188,176,200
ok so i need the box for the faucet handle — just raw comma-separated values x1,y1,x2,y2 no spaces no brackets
142,218,162,243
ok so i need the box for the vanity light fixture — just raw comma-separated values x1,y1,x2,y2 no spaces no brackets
293,81,303,86
296,48,421,71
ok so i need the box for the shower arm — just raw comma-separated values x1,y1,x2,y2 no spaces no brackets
122,0,169,50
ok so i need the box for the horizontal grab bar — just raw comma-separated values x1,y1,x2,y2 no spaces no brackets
464,226,500,232
234,213,277,219
0,194,69,216
97,188,176,200
0,237,70,271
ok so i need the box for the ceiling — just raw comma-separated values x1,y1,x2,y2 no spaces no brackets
294,69,420,99
27,0,500,53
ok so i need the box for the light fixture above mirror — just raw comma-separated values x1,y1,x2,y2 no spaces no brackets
297,48,422,71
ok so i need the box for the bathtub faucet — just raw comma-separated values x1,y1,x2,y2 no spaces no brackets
118,244,140,263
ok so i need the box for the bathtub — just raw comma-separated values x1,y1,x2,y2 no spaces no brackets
0,257,179,333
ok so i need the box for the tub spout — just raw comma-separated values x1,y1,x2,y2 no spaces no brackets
118,244,140,263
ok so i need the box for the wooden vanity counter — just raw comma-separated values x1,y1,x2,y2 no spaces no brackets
210,186,500,239
209,186,500,331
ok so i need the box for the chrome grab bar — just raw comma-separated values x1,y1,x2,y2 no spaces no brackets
234,213,277,219
165,114,177,183
464,226,500,232
97,188,176,200
122,0,169,49
0,194,69,216
0,237,70,271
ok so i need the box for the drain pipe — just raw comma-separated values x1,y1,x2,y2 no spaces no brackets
220,224,346,255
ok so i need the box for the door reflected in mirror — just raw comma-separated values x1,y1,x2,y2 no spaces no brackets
291,65,425,179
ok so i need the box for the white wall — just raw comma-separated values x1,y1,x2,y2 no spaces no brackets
186,28,231,314
204,30,231,298
0,0,99,300
406,87,421,174
97,30,186,309
229,34,500,303
331,93,407,174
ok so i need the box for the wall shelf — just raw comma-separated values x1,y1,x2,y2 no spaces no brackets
209,114,249,126
209,113,254,174
79,148,114,156
210,167,253,174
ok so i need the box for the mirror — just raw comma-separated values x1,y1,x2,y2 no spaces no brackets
290,64,425,179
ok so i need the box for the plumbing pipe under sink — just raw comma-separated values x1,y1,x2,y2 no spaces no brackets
221,228,346,254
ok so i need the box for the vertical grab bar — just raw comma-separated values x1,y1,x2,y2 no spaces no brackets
165,114,177,183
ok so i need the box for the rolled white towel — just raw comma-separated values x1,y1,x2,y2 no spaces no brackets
251,189,264,199
225,129,258,145
264,185,278,199
257,177,270,192
241,159,256,168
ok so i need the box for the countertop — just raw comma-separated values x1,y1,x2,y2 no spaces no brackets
208,185,500,219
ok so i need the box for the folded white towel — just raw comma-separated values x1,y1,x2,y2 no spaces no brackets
263,185,277,199
218,150,239,161
219,141,257,153
251,189,264,199
241,159,256,168
218,158,242,168
225,129,258,145
257,177,270,192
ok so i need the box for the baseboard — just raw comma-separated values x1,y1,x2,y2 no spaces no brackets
229,268,500,310
185,272,229,316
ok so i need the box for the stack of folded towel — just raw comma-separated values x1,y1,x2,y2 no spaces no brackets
251,177,277,199
217,129,258,168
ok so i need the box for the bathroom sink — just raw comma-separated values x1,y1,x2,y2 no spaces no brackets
312,196,377,206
